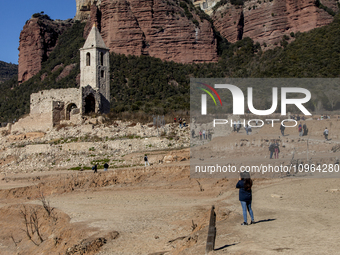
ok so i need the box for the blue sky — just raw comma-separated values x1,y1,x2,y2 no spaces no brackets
0,0,76,64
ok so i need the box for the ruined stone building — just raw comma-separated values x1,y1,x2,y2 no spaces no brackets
12,24,110,133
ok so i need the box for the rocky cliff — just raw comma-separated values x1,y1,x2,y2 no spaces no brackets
75,0,102,21
18,0,339,84
18,14,72,84
88,0,218,63
212,0,338,45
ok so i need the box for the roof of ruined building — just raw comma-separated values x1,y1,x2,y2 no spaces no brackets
82,24,109,50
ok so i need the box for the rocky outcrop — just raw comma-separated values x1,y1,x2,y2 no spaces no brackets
19,0,217,84
83,3,102,38
75,0,102,21
93,0,218,63
56,63,77,82
212,0,337,45
18,14,72,84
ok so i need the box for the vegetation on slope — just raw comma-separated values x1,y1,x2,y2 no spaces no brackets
0,61,17,84
0,21,85,123
2,14,340,122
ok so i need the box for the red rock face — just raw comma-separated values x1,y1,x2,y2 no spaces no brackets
100,0,146,56
84,3,102,38
212,0,337,45
98,0,218,63
18,16,72,84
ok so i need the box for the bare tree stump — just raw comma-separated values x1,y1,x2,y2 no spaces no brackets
206,205,216,254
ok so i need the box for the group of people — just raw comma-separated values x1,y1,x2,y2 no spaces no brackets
92,154,150,173
297,123,308,136
198,130,211,140
319,115,330,120
174,117,186,128
92,162,110,173
289,115,305,121
233,122,252,135
233,121,242,133
269,140,280,159
191,129,212,140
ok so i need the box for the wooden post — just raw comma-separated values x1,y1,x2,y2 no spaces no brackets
206,205,216,254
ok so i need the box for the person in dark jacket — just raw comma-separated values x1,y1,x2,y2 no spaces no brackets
144,154,150,166
103,163,109,172
280,123,285,136
269,140,275,159
236,172,255,225
303,123,308,136
92,164,98,173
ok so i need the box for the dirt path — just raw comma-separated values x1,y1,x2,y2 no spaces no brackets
1,163,340,254
185,177,340,255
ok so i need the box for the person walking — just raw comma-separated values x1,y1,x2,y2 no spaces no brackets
324,127,329,140
183,119,186,127
104,162,109,172
245,125,249,135
203,130,206,139
303,123,308,136
298,123,303,136
92,164,98,173
269,140,275,159
144,154,150,166
274,140,280,159
179,118,183,128
236,172,255,225
280,123,285,136
199,130,202,140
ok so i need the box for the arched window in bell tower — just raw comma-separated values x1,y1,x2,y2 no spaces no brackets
86,52,91,66
100,52,104,66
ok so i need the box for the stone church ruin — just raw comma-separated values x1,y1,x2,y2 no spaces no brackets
11,24,110,133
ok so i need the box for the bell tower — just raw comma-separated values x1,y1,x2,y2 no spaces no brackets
80,23,110,113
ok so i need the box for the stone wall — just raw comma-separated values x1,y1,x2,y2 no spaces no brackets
30,88,80,114
10,88,82,133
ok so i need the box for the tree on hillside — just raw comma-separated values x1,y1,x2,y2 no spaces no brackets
324,89,340,110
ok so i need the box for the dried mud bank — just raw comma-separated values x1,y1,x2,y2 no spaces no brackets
1,118,340,254
0,163,232,255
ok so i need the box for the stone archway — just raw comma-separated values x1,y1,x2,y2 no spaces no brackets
66,103,77,120
84,94,96,114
